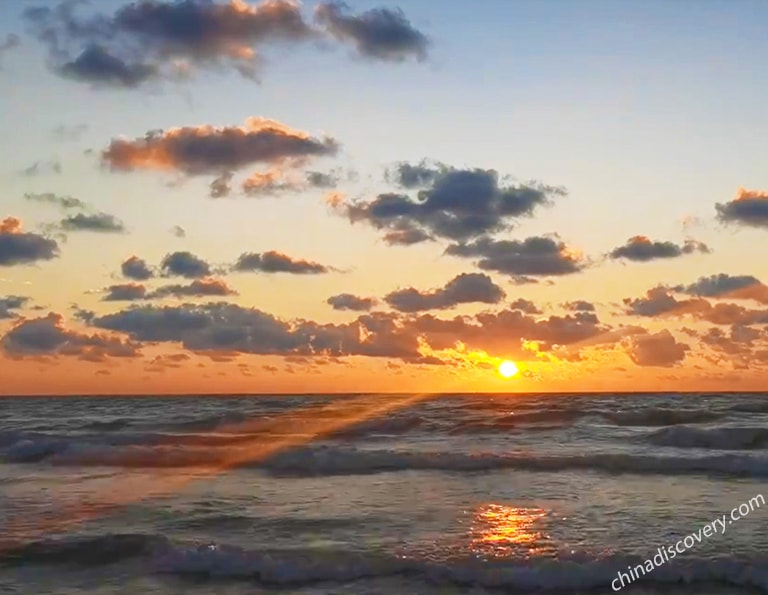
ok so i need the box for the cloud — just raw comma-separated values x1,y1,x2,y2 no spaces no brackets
625,330,689,367
1,313,140,360
160,251,211,278
306,170,342,189
102,118,339,195
384,273,505,313
149,278,237,299
86,299,614,363
715,187,768,228
564,300,595,312
327,293,378,311
24,0,314,87
24,192,87,210
52,123,89,141
385,159,446,188
623,287,707,317
445,235,586,277
59,212,126,233
0,34,20,68
609,236,710,261
673,273,768,304
171,225,186,238
338,166,565,244
20,160,62,177
103,283,147,302
233,251,331,274
315,2,429,62
510,298,541,314
0,296,30,319
121,256,154,280
0,218,59,267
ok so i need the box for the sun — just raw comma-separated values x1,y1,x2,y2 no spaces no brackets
498,360,519,378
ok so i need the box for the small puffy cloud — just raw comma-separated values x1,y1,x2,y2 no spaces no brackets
384,273,506,313
623,287,707,317
327,293,378,311
0,296,30,319
510,298,541,314
315,2,429,62
339,167,564,244
0,217,59,266
609,236,710,261
24,192,87,210
59,212,126,233
716,187,768,228
564,300,595,312
103,283,147,302
103,117,338,175
160,251,211,279
306,169,342,189
52,123,88,141
446,235,586,277
149,278,237,299
673,273,768,304
233,251,331,274
171,225,186,238
1,313,140,360
241,169,300,196
625,330,689,367
121,256,154,280
24,0,313,87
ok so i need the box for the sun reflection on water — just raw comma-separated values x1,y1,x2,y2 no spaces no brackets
470,504,554,559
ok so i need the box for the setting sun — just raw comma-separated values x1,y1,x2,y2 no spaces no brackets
499,360,519,378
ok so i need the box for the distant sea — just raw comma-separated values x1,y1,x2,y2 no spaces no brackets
1,393,767,594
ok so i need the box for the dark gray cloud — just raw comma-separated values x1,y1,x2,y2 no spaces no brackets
171,225,186,238
564,300,595,312
306,170,341,189
445,235,586,277
1,313,140,360
102,118,339,178
59,212,126,233
103,283,147,302
715,188,768,228
623,287,705,317
625,330,689,367
509,298,541,315
24,0,313,86
609,236,710,261
209,171,233,198
121,256,154,280
59,44,158,87
161,251,211,278
0,296,30,319
233,251,331,274
149,278,237,299
0,217,59,267
327,293,378,311
315,2,429,62
673,274,768,304
339,166,565,244
384,272,505,313
24,192,87,210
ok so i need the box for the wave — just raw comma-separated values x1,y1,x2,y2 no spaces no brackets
648,426,768,450
605,409,723,426
2,534,767,591
7,436,768,478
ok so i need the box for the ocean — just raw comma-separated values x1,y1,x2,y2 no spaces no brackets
0,392,766,594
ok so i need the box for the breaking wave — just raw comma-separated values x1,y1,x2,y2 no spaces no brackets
648,426,768,450
2,534,768,591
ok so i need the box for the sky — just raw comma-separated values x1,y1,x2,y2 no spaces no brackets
1,0,768,395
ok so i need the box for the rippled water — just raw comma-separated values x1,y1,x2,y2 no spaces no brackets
1,392,767,594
